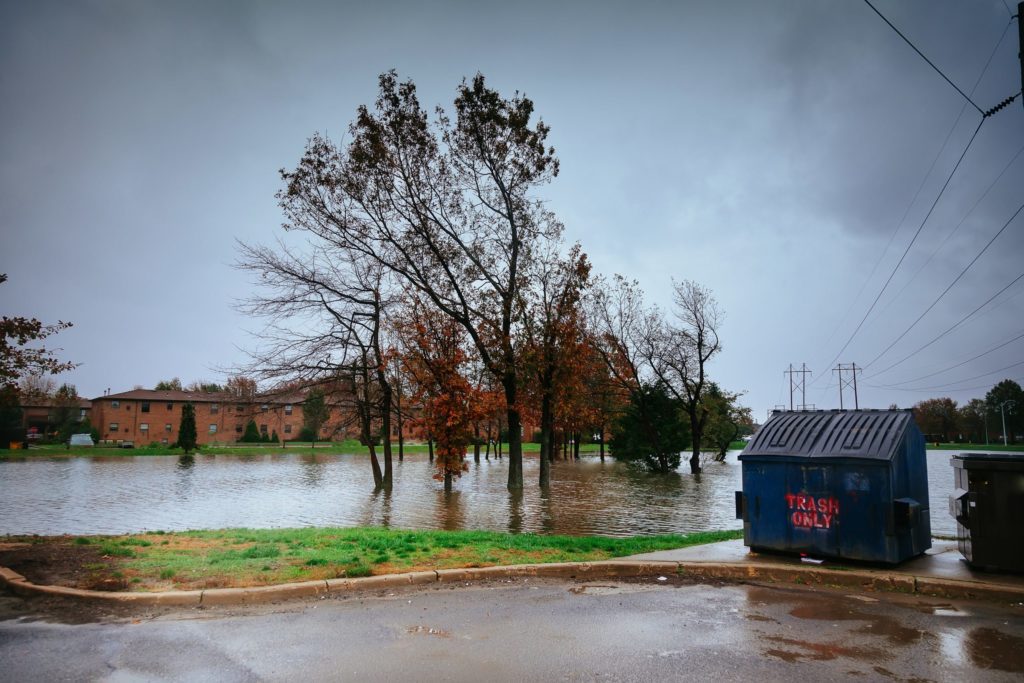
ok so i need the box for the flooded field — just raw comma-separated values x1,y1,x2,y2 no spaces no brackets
0,450,961,537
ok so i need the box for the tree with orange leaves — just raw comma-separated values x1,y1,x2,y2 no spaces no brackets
398,297,483,491
522,244,591,486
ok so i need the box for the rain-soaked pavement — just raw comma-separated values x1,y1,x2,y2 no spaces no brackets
1,578,1022,681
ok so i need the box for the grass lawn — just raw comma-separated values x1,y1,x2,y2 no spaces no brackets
1,440,606,458
926,443,1024,452
3,527,742,592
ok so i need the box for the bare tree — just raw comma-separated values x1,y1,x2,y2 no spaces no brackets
236,240,394,489
590,277,723,474
641,280,723,474
277,72,561,490
18,374,56,403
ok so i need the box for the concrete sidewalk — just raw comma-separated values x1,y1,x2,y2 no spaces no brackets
626,538,1024,589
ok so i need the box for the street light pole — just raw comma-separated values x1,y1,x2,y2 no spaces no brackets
999,400,1016,446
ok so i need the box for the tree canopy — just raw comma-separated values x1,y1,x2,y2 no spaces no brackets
1,274,75,391
237,71,744,490
177,403,198,454
609,382,689,473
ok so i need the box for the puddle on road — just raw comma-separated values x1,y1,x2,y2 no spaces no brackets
762,635,885,663
748,586,924,646
965,627,1024,672
568,582,668,596
911,602,971,618
745,614,776,623
569,584,624,596
406,626,451,638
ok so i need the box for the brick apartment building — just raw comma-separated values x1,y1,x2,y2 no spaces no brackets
20,398,92,438
88,389,325,446
87,388,431,446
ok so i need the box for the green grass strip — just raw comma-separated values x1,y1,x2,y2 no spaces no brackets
57,526,742,591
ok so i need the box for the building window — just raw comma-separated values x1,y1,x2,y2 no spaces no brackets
166,403,173,411
165,424,172,433
111,401,120,409
260,424,268,435
141,402,150,413
161,438,168,445
79,409,87,420
261,404,269,413
109,423,119,432
235,424,243,434
209,424,218,434
211,404,219,414
285,404,293,415
140,423,149,433
284,424,292,434
236,404,245,411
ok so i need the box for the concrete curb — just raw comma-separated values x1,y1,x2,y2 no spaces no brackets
2,560,1022,606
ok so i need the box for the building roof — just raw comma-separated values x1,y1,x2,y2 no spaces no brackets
740,409,916,461
93,389,235,403
91,389,307,404
19,398,92,409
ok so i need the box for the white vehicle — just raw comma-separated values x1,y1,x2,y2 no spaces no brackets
68,433,95,447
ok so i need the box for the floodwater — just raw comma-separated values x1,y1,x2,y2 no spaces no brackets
0,450,961,537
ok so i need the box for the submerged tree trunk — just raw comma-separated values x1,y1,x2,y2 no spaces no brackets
504,375,523,490
394,382,404,462
428,437,434,463
688,406,707,475
539,392,553,487
473,424,481,464
599,424,605,461
368,442,383,489
573,431,581,460
379,379,393,489
397,408,404,462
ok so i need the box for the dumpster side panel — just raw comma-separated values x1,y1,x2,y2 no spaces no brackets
834,462,889,562
898,427,932,557
782,463,841,557
742,460,790,552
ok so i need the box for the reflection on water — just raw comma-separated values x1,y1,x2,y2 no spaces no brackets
0,450,958,537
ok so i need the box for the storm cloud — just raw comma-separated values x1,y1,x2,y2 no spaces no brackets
2,0,1021,418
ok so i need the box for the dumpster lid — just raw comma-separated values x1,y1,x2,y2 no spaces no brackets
950,451,1024,464
740,409,915,461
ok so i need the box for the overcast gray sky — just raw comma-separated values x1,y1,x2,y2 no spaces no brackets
2,0,1022,419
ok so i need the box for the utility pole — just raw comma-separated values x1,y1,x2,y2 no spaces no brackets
1000,400,1016,446
784,363,812,411
833,363,863,410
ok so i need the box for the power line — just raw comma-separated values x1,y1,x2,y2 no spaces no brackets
863,201,1024,370
867,360,1024,393
868,376,1024,395
872,330,1024,388
873,140,1024,322
865,269,1024,379
814,118,986,382
814,17,1014,357
862,0,984,114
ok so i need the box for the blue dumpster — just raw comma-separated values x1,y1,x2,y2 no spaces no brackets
735,409,931,564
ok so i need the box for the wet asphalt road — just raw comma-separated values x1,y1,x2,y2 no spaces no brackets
1,578,1022,681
